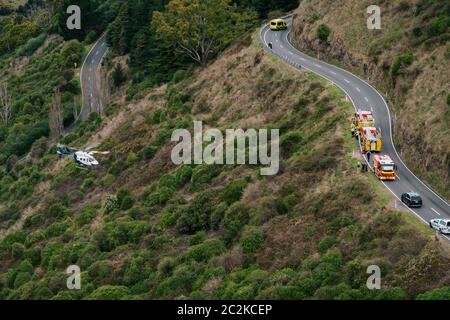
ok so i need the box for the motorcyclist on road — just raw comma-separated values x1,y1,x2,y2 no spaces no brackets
268,42,273,50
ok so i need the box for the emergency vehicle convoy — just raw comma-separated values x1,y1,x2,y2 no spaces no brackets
351,110,397,181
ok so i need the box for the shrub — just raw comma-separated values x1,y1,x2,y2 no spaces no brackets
18,260,34,274
142,145,158,160
412,27,422,37
293,97,309,112
240,227,265,254
29,136,48,159
87,261,113,285
18,33,47,56
60,40,84,67
33,286,53,299
117,188,131,205
281,131,304,158
86,285,130,300
172,69,187,83
104,195,119,213
176,191,216,233
427,15,450,38
47,203,70,218
82,178,94,190
158,257,177,275
25,231,46,247
120,196,133,211
318,236,335,253
189,165,221,192
190,231,206,245
11,242,25,259
211,202,228,230
391,53,413,78
152,109,165,124
13,272,31,289
317,24,331,41
311,12,320,22
45,221,70,238
185,239,226,262
108,159,126,176
417,286,450,300
146,186,175,207
129,206,146,220
155,264,197,298
221,180,247,205
75,205,97,226
85,30,97,44
159,174,178,190
223,203,250,245
174,165,193,187
68,189,84,204
376,288,407,300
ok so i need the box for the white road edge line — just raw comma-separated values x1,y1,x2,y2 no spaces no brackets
432,208,441,216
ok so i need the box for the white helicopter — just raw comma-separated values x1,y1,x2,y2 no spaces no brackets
57,144,110,168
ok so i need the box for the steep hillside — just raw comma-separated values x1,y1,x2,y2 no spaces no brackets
289,0,450,198
1,31,449,300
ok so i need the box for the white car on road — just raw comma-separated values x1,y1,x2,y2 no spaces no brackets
430,219,450,235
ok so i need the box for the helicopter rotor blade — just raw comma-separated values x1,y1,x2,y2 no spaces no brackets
88,151,110,155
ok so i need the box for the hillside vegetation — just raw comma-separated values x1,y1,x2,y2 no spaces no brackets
1,30,450,299
1,0,450,301
289,0,450,198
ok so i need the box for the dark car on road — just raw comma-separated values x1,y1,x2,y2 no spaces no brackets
401,192,423,208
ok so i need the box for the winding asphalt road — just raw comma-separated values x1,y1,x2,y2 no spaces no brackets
80,35,108,121
261,17,450,238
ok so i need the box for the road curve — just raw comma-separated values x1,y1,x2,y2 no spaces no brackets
80,35,108,121
260,17,450,238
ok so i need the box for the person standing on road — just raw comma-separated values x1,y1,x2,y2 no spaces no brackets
268,42,273,50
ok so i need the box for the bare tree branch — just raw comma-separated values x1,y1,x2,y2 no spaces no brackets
0,82,12,124
49,88,64,142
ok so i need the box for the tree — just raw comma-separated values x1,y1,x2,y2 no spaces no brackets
106,3,132,55
49,89,64,142
242,0,300,18
152,0,257,66
112,64,126,88
317,24,331,41
0,82,12,124
52,0,100,41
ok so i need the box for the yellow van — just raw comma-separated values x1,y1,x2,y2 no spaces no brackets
270,19,288,31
